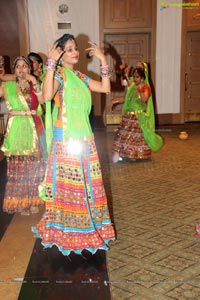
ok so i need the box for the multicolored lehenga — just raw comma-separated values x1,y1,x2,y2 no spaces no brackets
32,67,115,255
1,81,47,214
113,63,163,160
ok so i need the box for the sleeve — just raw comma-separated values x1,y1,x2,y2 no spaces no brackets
76,71,90,87
54,67,64,89
142,84,151,95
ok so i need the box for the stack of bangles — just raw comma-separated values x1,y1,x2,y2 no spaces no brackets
45,58,57,72
33,82,42,96
100,65,112,78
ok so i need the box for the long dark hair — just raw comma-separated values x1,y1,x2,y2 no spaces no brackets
133,67,146,81
54,33,76,50
28,52,43,64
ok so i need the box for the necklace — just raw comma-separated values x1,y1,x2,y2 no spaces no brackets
16,81,30,98
17,80,30,90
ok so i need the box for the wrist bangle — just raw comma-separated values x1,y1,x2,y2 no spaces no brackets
100,64,112,78
46,58,57,71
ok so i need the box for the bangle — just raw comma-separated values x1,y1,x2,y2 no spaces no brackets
100,65,112,78
46,58,57,71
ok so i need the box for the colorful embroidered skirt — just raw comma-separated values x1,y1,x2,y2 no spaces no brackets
32,127,115,255
3,154,45,214
113,114,151,160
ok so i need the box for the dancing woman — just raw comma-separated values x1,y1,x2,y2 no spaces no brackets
32,34,115,255
111,63,163,163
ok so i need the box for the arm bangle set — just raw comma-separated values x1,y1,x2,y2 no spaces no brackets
100,65,112,78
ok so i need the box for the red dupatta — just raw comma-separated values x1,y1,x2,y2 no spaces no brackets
29,81,44,135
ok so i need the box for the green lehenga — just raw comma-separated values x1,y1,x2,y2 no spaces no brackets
113,63,163,160
1,81,47,214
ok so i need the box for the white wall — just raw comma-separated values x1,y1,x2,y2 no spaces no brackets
28,0,183,115
28,0,99,61
156,0,182,113
27,0,101,114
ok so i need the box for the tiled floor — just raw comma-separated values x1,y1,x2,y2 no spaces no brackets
0,122,200,300
104,123,200,300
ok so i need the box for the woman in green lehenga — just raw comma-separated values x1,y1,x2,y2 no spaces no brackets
111,62,163,163
0,56,47,215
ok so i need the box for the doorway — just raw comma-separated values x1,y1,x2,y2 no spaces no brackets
185,31,200,121
103,33,151,125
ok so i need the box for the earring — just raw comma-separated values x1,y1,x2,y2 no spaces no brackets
59,58,64,66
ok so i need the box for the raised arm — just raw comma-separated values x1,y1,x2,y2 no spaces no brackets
85,41,111,94
25,73,44,104
108,96,124,111
42,44,64,101
0,73,15,81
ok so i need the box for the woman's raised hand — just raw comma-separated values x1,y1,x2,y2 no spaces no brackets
48,42,65,61
85,41,106,64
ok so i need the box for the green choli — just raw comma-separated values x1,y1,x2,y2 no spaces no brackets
1,81,39,156
62,68,93,138
45,68,93,153
122,85,147,114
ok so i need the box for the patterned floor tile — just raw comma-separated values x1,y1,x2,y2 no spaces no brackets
110,286,135,300
120,244,156,259
154,254,196,271
173,224,196,236
107,257,127,271
105,124,200,299
126,268,167,289
165,283,200,300
140,216,171,228
147,233,183,247
183,242,200,256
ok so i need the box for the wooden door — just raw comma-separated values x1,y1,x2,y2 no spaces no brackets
0,0,29,65
185,31,200,121
103,0,153,29
103,33,150,124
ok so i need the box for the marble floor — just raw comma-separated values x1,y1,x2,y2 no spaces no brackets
0,122,200,300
